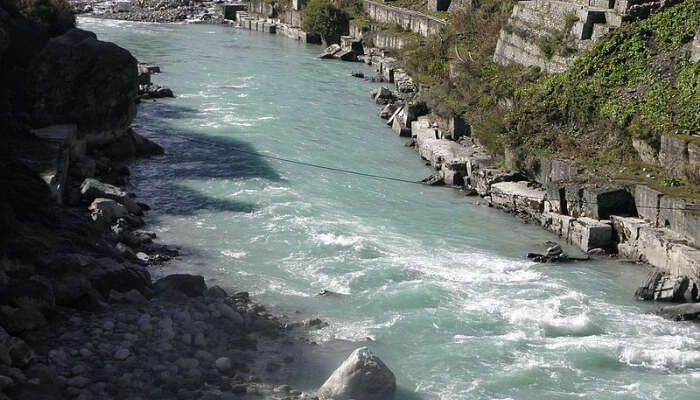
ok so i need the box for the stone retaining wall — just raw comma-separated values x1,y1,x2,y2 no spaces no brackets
362,0,446,37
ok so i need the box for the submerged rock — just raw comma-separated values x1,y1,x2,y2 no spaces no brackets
317,347,396,400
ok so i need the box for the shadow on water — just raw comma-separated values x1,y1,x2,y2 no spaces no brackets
130,102,280,216
155,183,257,216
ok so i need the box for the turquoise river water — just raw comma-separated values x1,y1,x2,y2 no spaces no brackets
80,17,700,400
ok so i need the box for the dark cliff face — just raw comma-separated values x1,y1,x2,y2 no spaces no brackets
29,28,138,143
0,0,139,239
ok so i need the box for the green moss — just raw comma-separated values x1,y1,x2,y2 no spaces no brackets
400,0,698,190
513,0,699,155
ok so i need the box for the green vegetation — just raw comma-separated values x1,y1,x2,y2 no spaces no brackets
18,0,75,37
510,0,699,157
401,0,699,193
402,0,521,154
301,0,349,45
536,11,578,60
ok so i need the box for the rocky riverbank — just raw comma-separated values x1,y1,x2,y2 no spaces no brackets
339,45,700,318
1,2,402,397
71,0,227,24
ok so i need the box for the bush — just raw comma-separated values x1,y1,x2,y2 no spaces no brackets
301,0,349,45
18,0,75,37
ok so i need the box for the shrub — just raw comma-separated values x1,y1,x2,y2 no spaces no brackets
18,0,75,37
301,0,349,45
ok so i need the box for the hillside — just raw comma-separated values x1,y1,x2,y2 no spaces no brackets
401,0,699,196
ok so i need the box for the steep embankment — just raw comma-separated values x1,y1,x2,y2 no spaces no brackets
402,0,699,194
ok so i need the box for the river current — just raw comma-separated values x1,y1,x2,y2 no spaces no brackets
80,17,700,399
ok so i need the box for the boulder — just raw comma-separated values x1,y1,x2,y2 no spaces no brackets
336,50,357,62
8,337,32,368
0,327,10,366
97,129,164,159
635,271,697,302
30,28,138,146
378,103,397,119
0,305,47,334
80,178,141,215
0,275,55,315
152,274,206,298
88,198,128,225
653,302,700,321
87,257,151,297
317,347,396,400
374,86,394,104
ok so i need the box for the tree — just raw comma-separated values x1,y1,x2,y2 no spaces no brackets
18,0,75,37
301,0,348,46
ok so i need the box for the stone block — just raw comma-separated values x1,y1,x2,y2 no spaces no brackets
490,181,545,219
542,213,613,252
391,118,410,137
612,216,700,278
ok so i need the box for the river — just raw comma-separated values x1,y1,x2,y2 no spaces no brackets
79,17,700,400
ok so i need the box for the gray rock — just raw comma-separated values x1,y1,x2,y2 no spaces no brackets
153,274,206,297
114,348,130,360
80,179,141,215
67,376,91,388
109,289,148,304
214,357,232,374
217,303,243,324
87,257,151,298
653,302,700,321
317,347,396,400
1,305,47,334
176,358,199,370
336,50,356,62
194,332,207,347
88,198,128,225
204,286,227,298
8,337,32,368
0,375,13,390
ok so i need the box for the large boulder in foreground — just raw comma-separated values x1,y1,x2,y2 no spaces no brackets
30,28,138,146
318,347,396,400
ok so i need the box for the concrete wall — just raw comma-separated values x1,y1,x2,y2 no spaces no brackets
362,0,446,37
249,0,275,18
493,0,619,73
372,31,409,50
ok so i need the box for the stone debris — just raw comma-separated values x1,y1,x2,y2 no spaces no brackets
2,285,314,400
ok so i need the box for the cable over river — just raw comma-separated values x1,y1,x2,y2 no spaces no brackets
80,17,700,400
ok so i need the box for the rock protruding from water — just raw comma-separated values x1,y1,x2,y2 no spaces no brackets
635,271,699,303
317,347,396,400
652,302,700,321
